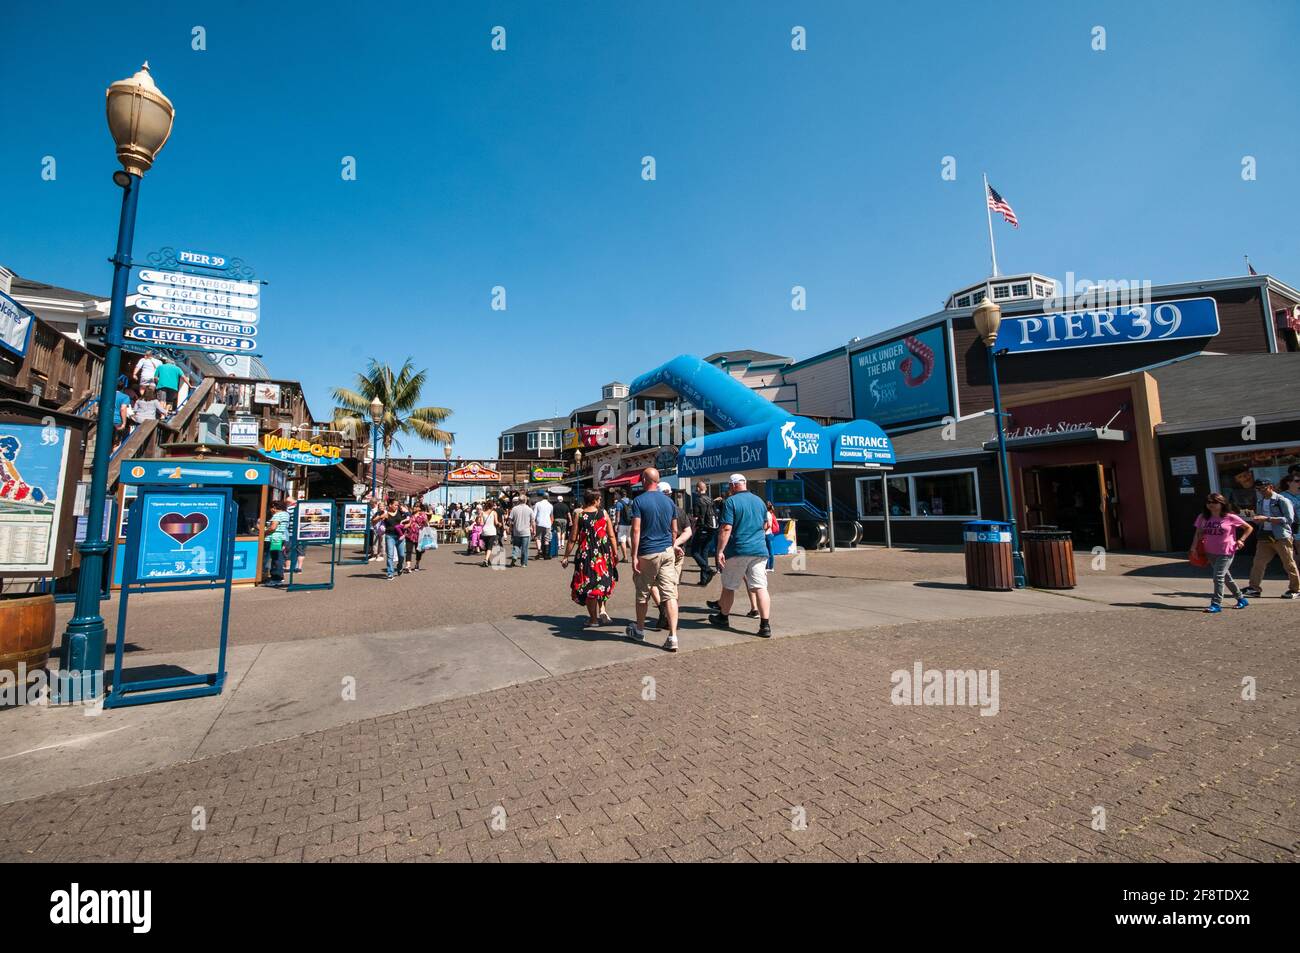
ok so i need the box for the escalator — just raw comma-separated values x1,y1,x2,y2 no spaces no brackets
790,472,862,550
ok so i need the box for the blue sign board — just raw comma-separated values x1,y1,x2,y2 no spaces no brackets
997,296,1219,355
124,326,257,352
0,289,35,359
678,417,829,477
120,459,274,486
134,491,227,582
849,324,953,428
824,419,896,466
131,312,258,337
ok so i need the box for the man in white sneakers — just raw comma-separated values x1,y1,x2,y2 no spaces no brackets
708,474,772,637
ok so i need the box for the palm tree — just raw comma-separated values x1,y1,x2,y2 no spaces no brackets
332,358,453,489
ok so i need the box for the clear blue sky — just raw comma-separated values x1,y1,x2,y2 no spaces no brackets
4,1,1297,458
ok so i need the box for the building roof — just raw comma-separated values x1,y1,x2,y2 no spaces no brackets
8,275,105,303
704,349,792,366
1149,352,1300,429
500,416,569,436
887,413,996,460
570,397,621,415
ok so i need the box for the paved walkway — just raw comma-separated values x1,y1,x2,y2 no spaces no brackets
0,602,1295,862
2,548,1296,861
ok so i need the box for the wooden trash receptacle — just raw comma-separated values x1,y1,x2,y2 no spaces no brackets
963,521,1014,591
0,593,57,677
1023,528,1076,589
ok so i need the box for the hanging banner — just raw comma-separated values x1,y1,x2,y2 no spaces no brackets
0,289,35,359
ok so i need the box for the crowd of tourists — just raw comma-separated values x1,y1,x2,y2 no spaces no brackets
105,351,192,451
1190,466,1300,612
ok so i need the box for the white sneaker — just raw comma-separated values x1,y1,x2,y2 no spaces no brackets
663,634,678,653
625,624,645,643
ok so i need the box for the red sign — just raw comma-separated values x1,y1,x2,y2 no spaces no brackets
446,462,500,483
580,425,612,448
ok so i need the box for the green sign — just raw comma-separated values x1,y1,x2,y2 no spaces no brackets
531,465,565,482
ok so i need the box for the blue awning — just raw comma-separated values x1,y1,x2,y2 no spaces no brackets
823,419,895,466
677,417,829,478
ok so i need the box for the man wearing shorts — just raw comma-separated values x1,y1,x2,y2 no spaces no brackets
625,467,681,652
615,490,633,559
708,473,772,637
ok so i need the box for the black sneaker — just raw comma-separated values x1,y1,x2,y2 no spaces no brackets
757,621,772,638
746,609,759,618
707,613,730,629
1283,591,1299,600
1242,587,1262,597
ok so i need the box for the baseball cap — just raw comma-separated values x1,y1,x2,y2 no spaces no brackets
659,482,673,493
728,473,746,485
1257,476,1275,487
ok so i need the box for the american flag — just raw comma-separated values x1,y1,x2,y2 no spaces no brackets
987,183,1019,228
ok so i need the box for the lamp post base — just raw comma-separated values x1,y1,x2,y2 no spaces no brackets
53,616,108,704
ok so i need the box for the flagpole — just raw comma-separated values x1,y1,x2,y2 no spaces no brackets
983,172,999,277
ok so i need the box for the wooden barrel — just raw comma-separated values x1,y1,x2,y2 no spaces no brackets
963,521,1014,591
0,594,57,676
1023,530,1077,589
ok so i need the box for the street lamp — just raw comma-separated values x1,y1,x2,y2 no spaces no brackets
58,64,174,702
443,442,453,506
972,294,1026,588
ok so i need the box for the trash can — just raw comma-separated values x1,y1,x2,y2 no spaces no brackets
1022,527,1076,589
963,520,1014,591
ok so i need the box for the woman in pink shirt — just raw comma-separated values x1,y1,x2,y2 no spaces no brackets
1191,493,1253,613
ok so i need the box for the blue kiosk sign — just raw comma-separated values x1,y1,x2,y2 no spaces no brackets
109,485,236,708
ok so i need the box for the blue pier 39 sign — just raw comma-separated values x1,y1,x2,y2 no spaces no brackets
997,296,1219,355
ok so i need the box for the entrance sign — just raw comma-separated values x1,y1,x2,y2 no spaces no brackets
0,289,35,359
125,326,257,352
998,296,1219,355
849,325,954,429
135,491,226,581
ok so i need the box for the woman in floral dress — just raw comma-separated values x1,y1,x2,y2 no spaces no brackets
561,489,618,626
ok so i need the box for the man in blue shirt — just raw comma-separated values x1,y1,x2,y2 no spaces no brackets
626,467,681,651
708,474,772,637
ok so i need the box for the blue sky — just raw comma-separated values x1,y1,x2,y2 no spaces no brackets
4,0,1297,458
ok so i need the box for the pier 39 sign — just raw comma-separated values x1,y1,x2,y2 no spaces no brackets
997,296,1219,355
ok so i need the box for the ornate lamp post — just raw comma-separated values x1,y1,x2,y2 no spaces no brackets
972,294,1026,588
369,396,383,498
443,442,453,506
58,64,174,701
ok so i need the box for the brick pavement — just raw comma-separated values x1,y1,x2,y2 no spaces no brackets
1,604,1296,862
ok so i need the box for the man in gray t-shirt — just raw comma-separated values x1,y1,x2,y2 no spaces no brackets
508,498,535,567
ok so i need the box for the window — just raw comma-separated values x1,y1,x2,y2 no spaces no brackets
1011,283,1029,297
992,284,1010,300
526,432,537,450
502,434,515,452
856,469,980,519
956,295,971,308
1209,442,1300,512
538,431,557,449
971,289,986,305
